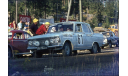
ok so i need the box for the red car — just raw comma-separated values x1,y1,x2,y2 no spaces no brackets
8,30,32,58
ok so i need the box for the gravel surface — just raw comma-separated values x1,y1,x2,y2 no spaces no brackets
8,47,119,76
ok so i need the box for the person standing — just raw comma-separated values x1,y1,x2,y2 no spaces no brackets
29,18,38,36
8,20,17,30
17,20,22,30
36,22,50,35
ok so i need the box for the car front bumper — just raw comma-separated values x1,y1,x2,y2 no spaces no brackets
27,45,63,51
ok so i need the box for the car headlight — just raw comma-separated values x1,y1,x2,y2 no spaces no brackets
103,38,107,43
50,39,55,43
33,41,40,46
45,40,50,46
50,37,60,44
55,37,60,43
28,41,33,45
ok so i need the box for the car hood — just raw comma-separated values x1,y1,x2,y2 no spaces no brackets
28,32,73,40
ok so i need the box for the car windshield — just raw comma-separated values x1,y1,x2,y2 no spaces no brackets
47,24,73,33
8,32,12,39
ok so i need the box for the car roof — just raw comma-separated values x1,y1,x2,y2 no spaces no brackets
50,22,86,27
10,30,25,33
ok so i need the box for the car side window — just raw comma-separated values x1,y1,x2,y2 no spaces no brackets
24,33,31,39
75,24,82,32
82,23,91,33
13,33,23,39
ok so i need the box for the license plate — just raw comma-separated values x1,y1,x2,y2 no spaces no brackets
37,46,47,50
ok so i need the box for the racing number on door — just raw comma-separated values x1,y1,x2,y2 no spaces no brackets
78,34,83,45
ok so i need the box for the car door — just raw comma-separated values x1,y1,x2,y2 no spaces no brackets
82,23,93,49
12,32,27,53
75,24,85,49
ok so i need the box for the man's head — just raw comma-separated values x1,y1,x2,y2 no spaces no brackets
25,22,28,25
44,22,50,29
60,27,63,31
33,18,38,25
20,20,22,23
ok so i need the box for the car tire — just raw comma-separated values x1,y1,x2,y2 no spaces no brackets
8,47,12,59
62,42,72,56
116,40,119,47
33,51,42,58
109,41,112,48
91,43,98,54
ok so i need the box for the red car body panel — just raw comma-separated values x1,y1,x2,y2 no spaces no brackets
8,30,30,53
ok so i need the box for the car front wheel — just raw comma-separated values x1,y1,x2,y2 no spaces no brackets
91,43,98,54
62,42,72,56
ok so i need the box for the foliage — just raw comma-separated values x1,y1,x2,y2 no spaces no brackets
8,0,119,28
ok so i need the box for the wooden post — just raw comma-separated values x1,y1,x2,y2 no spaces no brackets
79,0,82,22
66,0,72,22
16,0,17,24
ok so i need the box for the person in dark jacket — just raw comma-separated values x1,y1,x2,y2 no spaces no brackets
29,18,38,36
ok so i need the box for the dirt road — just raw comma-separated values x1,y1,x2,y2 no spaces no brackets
8,47,119,76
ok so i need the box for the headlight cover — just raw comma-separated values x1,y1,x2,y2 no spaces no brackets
45,40,50,46
28,41,33,45
33,41,40,46
103,38,107,43
50,37,60,44
55,37,60,43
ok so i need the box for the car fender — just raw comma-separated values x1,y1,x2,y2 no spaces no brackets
62,40,74,50
91,41,100,47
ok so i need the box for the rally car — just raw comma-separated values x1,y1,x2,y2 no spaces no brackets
101,31,119,49
27,22,103,58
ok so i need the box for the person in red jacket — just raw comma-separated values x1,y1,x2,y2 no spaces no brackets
36,22,50,35
8,20,17,30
